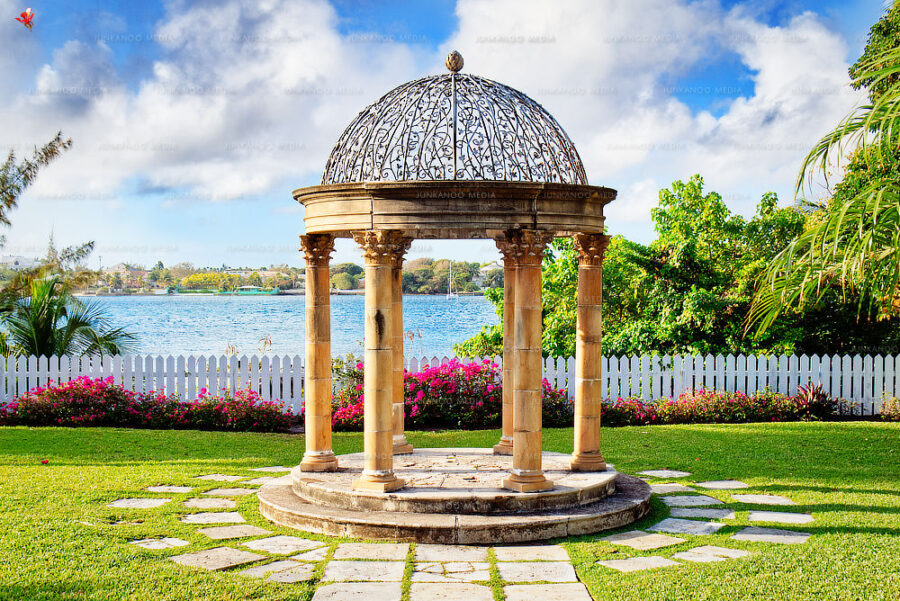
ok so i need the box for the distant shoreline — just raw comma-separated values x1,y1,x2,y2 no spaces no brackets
73,290,486,297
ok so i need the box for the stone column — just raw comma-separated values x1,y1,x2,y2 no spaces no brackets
392,238,414,454
352,230,407,492
493,235,517,455
502,230,554,493
570,233,610,471
299,233,338,472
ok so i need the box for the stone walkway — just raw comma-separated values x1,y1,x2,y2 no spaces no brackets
106,466,814,599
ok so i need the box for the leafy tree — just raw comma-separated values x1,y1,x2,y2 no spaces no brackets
749,5,900,333
1,276,135,357
0,132,71,228
456,175,899,358
248,271,263,287
331,272,356,290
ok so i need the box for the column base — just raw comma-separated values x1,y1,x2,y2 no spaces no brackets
353,474,406,493
570,453,607,472
392,441,414,455
501,473,554,493
492,437,513,455
299,452,339,472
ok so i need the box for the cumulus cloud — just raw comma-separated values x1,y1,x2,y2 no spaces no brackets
0,0,869,264
445,0,864,238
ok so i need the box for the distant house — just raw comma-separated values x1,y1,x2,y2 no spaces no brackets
474,260,502,287
102,263,148,288
0,255,40,270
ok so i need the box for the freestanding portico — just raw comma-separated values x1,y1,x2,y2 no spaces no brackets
260,52,651,542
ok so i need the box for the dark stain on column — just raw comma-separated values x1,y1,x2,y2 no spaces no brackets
375,309,385,340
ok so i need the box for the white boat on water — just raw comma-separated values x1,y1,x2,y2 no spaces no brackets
446,262,458,299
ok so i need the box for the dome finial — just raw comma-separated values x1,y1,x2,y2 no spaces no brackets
445,50,464,73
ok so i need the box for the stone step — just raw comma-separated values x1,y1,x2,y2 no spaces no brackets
259,473,651,544
290,448,618,515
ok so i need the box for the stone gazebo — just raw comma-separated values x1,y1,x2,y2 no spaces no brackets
258,52,651,543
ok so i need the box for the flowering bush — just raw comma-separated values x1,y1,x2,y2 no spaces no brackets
602,388,830,427
882,397,900,422
2,377,292,432
331,358,573,431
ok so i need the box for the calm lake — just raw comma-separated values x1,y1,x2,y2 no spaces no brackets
93,294,498,358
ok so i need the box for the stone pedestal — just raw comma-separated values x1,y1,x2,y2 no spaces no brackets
493,235,517,455
299,234,339,472
502,231,554,493
391,243,414,454
352,231,408,493
570,234,609,472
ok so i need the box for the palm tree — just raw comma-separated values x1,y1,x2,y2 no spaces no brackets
747,47,900,334
2,276,135,357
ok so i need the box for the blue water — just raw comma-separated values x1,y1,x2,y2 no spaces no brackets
92,294,498,358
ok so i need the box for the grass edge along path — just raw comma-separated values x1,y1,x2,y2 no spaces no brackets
0,422,896,600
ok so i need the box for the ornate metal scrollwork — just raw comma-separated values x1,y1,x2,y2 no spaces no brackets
322,71,587,185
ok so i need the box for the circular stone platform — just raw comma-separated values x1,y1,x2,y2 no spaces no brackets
258,448,652,543
292,448,617,514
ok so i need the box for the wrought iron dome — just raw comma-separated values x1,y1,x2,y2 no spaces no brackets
322,51,587,185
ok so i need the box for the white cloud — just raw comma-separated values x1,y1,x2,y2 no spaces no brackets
0,0,869,264
444,0,865,236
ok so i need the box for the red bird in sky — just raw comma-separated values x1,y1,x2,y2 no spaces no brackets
16,7,34,29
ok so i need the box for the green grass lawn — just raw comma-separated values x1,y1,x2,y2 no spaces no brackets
0,422,897,600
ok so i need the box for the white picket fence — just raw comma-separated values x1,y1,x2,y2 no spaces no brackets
1,353,895,414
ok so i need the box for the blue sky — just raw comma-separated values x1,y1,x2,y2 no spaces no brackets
0,0,887,269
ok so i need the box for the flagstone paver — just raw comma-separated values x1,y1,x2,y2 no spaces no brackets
180,511,245,524
496,561,578,583
661,495,724,507
504,583,594,601
696,480,749,489
268,564,317,582
732,494,796,506
292,547,330,562
669,507,736,520
333,542,409,560
602,530,686,550
597,555,680,572
108,498,171,509
251,466,292,472
201,487,256,497
237,560,301,578
196,474,245,482
244,476,276,485
639,470,691,478
312,583,402,601
650,517,726,536
184,498,237,509
748,510,814,524
322,560,406,582
731,527,810,544
650,483,694,494
415,544,488,562
410,583,494,601
672,545,751,563
412,561,491,583
146,485,194,493
130,537,189,550
492,544,569,561
170,547,265,570
243,535,325,554
197,525,271,540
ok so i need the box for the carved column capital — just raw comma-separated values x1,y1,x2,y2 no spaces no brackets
573,233,610,267
494,235,519,265
352,230,412,266
509,230,553,267
299,233,335,266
